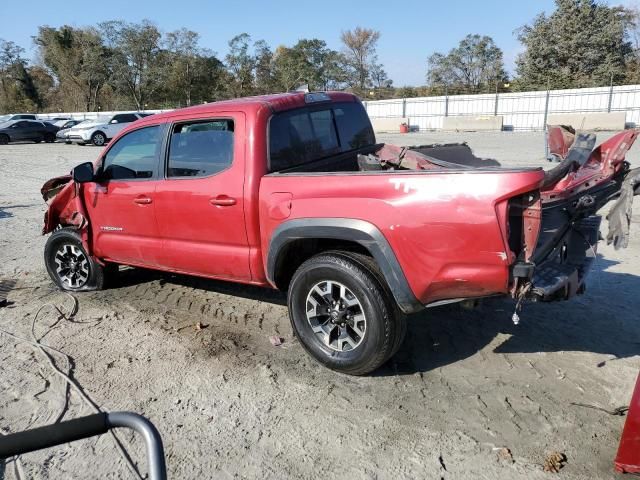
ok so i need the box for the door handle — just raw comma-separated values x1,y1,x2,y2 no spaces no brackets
134,196,152,205
209,195,236,207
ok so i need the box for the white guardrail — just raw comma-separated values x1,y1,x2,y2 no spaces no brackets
30,84,640,132
362,84,640,132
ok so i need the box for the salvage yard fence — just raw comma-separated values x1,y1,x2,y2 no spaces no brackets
362,84,640,131
34,84,640,132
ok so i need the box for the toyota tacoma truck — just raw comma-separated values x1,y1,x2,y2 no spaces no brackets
41,92,639,375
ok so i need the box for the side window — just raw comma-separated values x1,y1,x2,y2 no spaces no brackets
167,120,234,178
112,114,138,124
102,126,162,180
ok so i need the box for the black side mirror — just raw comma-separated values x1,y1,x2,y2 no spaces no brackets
72,162,95,183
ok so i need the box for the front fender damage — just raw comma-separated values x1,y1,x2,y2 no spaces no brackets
41,175,91,255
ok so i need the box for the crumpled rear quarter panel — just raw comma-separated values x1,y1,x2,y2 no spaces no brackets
260,169,544,305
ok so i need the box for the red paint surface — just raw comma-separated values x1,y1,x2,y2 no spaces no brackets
615,372,640,474
43,92,633,306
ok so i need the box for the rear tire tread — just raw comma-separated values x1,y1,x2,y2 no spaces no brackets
288,252,400,375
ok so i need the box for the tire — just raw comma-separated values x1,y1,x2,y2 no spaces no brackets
288,252,401,375
91,131,106,146
44,228,105,291
44,133,55,143
327,251,407,359
0,134,7,145
34,138,42,143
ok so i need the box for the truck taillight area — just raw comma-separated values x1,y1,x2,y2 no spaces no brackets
503,192,543,296
505,192,542,264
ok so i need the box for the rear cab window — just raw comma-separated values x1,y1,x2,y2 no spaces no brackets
268,101,375,172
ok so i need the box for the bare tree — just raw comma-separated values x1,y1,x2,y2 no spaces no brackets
340,27,381,90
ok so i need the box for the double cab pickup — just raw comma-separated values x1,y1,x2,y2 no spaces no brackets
41,92,638,374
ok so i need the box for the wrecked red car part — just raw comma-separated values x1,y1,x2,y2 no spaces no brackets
39,93,637,318
547,124,576,160
615,372,640,474
507,129,639,304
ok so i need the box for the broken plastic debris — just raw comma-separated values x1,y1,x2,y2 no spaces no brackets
512,312,520,325
494,447,514,464
269,336,284,347
543,451,567,473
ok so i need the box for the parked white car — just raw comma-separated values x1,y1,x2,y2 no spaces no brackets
66,112,150,146
56,120,86,143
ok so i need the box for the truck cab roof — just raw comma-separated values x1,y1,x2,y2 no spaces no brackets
141,91,359,124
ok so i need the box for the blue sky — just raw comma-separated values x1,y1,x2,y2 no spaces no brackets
0,0,627,86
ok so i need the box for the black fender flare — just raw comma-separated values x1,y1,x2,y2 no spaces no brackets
266,218,423,314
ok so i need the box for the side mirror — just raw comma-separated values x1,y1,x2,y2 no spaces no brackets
110,119,118,124
72,162,95,183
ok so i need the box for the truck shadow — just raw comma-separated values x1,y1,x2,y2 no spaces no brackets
112,257,640,377
113,266,287,305
379,256,640,376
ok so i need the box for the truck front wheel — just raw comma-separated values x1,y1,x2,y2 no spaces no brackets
288,252,403,375
44,228,105,291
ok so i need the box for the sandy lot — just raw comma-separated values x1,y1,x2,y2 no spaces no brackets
1,131,639,479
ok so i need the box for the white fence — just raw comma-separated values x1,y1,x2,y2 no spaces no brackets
362,84,640,131
36,109,170,121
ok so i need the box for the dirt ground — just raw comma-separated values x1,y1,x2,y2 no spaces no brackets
1,131,639,479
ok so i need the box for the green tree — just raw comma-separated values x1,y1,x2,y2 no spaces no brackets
0,39,43,112
427,34,506,93
272,45,305,92
165,28,227,106
253,40,275,94
293,39,343,90
225,33,256,97
516,0,632,89
35,26,109,111
165,28,200,107
271,39,344,92
99,20,167,110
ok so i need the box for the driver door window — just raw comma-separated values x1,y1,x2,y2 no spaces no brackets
102,126,162,180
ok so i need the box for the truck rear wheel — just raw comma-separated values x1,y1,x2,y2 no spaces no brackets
44,228,105,291
288,252,403,375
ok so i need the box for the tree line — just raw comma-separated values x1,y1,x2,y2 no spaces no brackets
2,0,640,114
0,22,388,113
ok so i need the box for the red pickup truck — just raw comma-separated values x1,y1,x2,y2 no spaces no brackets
41,92,638,375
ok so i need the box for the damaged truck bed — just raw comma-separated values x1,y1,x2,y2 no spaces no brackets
40,92,639,374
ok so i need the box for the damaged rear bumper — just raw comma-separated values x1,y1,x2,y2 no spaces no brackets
526,215,600,301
